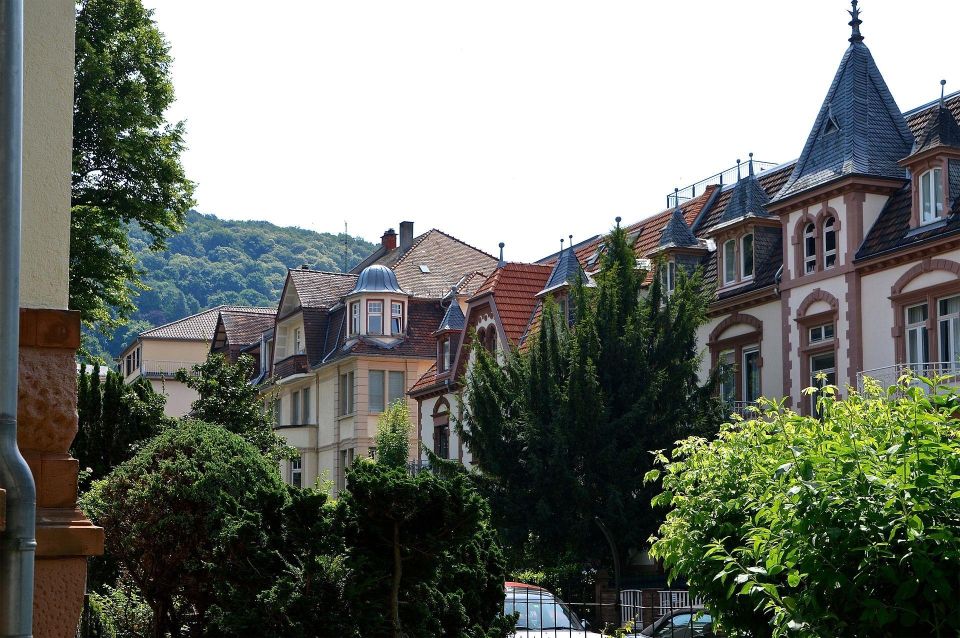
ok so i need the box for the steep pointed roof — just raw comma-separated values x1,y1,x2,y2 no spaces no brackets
659,206,699,248
538,239,585,296
774,32,913,202
911,104,960,156
436,300,465,332
720,172,772,224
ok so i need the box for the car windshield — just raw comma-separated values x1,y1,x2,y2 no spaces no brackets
505,590,584,631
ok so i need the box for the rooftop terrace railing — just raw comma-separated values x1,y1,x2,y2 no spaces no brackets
666,158,780,208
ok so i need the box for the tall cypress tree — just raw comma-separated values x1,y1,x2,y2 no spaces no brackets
462,224,723,571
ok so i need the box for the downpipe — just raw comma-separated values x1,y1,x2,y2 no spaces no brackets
0,1,36,636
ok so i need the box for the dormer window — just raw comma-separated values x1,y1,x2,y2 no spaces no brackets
741,233,754,279
367,301,383,335
293,327,303,354
919,167,944,224
391,302,404,335
438,338,452,372
660,261,677,294
350,302,360,335
803,223,817,274
823,217,837,269
723,240,736,285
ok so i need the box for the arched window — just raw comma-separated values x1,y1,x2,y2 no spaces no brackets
484,328,497,353
803,222,817,274
823,217,836,269
919,167,944,224
433,399,451,459
741,233,754,279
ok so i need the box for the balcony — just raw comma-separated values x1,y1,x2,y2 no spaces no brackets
140,360,199,379
723,400,760,418
857,361,960,393
274,353,309,379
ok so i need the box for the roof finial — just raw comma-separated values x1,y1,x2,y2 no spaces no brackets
736,158,742,181
615,216,622,228
560,237,565,252
498,242,505,268
848,0,863,44
568,234,573,252
674,187,680,209
748,152,755,177
940,79,947,109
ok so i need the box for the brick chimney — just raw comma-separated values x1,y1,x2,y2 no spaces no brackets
381,227,397,250
399,221,414,251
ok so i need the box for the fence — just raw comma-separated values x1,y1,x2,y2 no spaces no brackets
618,588,706,635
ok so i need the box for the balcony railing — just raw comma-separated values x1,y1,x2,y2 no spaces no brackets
857,361,960,393
274,353,309,379
724,400,760,418
140,360,198,379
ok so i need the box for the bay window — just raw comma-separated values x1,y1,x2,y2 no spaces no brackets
367,300,383,335
391,301,404,335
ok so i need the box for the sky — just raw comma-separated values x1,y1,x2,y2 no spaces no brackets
143,1,960,263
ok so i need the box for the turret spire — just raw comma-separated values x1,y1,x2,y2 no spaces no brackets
848,0,863,44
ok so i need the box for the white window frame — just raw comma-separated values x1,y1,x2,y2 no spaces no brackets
439,338,451,372
906,303,929,370
723,240,736,285
391,301,404,335
803,222,817,274
350,301,360,335
920,167,944,224
290,456,303,488
742,346,761,403
809,322,835,345
293,327,303,354
938,295,960,369
823,217,837,269
367,301,383,335
740,233,754,280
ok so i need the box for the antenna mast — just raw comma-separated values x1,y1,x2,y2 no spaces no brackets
342,221,348,272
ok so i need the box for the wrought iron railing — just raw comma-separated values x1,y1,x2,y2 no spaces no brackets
139,360,198,379
857,361,960,393
666,158,780,208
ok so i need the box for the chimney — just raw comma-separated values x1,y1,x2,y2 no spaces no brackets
300,264,310,270
399,221,414,251
381,228,397,250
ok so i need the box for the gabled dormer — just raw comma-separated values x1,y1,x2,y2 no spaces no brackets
899,89,960,230
536,236,586,322
344,264,410,343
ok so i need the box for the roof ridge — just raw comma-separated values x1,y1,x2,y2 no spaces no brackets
903,89,960,118
289,268,358,278
392,228,498,271
141,305,227,336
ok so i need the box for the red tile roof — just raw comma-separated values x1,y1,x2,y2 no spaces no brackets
471,263,553,346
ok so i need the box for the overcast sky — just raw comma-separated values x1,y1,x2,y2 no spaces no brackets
143,1,960,262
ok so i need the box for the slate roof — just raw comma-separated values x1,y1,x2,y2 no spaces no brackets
287,269,358,309
858,94,960,260
436,301,466,332
318,298,445,365
141,305,274,341
774,39,914,202
705,225,784,301
471,263,553,346
910,103,960,156
659,206,699,248
718,172,773,225
539,241,585,295
351,229,498,298
696,164,793,234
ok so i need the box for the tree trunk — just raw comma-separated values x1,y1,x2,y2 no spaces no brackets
391,521,402,638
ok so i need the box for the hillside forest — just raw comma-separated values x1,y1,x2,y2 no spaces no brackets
84,210,374,362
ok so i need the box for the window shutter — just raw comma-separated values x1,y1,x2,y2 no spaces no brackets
369,370,385,412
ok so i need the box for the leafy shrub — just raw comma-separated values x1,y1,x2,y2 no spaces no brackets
649,377,960,638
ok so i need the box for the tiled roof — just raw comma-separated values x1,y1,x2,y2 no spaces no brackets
352,229,498,298
319,298,445,364
288,269,358,309
631,185,719,258
409,362,440,395
471,263,553,346
697,164,793,234
217,309,276,348
774,40,914,202
659,206,699,248
910,104,960,156
141,305,273,341
858,94,960,260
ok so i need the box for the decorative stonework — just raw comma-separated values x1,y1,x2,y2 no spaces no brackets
17,348,77,453
890,257,960,296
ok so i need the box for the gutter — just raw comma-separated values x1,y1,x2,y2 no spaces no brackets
0,1,37,636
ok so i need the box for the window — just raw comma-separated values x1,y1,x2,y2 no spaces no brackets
558,295,569,322
369,370,385,412
439,338,452,372
920,167,944,224
660,261,677,294
273,398,281,425
301,386,311,423
339,371,355,415
938,295,960,370
434,425,450,459
804,223,817,274
719,350,735,405
723,239,736,285
810,351,837,417
291,390,300,425
823,217,836,269
741,233,754,279
290,456,302,488
350,302,360,335
743,347,761,403
338,449,348,491
809,323,835,344
391,302,404,335
367,301,383,335
906,303,929,371
293,327,303,354
388,371,405,405
125,354,132,376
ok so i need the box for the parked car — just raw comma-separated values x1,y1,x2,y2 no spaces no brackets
636,608,717,638
504,582,604,637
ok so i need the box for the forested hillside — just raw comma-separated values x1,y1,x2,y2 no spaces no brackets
84,211,374,361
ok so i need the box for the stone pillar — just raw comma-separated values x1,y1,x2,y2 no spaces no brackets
18,308,103,637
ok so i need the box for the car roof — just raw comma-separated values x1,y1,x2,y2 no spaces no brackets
505,581,546,591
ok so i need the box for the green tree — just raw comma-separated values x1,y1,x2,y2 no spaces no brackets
462,224,723,572
81,420,290,638
649,378,960,638
72,0,194,332
176,353,294,464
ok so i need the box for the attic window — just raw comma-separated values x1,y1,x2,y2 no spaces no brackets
822,113,840,136
419,264,431,273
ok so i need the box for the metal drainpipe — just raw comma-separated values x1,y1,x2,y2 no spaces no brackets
0,0,37,636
